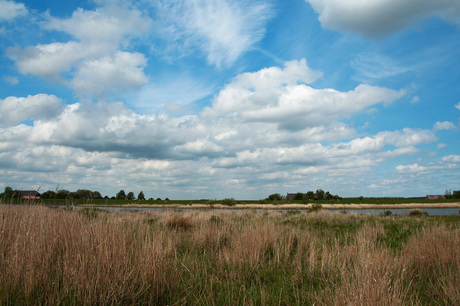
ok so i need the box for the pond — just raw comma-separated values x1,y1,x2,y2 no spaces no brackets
80,206,460,216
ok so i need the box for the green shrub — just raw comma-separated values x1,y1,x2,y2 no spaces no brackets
221,198,236,206
209,215,223,225
79,207,101,220
285,210,301,216
309,203,323,212
145,218,157,226
382,210,393,216
409,209,428,216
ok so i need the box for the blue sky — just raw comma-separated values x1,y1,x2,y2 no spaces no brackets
1,0,459,199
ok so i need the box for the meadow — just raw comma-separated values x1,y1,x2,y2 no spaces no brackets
0,205,459,305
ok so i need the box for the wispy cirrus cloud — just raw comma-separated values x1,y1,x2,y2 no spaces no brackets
152,0,273,67
351,53,412,82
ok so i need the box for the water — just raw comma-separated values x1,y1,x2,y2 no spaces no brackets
80,206,460,216
328,208,460,216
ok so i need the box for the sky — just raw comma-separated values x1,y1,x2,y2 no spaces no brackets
1,0,459,200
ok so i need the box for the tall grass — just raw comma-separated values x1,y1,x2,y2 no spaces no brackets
0,205,458,304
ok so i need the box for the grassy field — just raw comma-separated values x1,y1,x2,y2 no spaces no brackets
1,205,459,305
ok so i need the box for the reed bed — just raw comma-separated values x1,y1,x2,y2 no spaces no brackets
0,205,459,305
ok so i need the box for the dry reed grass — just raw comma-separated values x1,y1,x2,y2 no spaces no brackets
0,205,458,304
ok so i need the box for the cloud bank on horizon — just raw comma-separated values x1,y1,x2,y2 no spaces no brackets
1,0,459,199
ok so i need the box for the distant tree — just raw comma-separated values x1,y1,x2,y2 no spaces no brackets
41,190,56,199
127,192,135,200
305,191,315,200
156,198,162,201
138,191,145,201
56,190,70,199
92,191,103,199
70,192,80,199
1,186,15,198
325,191,333,200
453,190,460,199
268,193,282,201
165,197,169,201
315,189,325,200
116,190,126,200
293,193,304,201
75,189,92,199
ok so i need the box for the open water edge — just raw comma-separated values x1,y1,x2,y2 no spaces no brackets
82,206,460,216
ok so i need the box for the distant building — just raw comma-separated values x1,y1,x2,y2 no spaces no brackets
286,193,298,201
426,195,445,200
20,190,41,199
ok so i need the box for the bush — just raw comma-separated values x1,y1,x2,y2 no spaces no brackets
167,217,194,231
209,215,223,225
409,209,428,216
221,198,236,206
382,210,393,216
79,207,102,220
285,210,301,216
309,203,323,212
268,193,282,201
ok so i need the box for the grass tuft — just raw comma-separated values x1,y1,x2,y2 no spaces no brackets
167,216,194,231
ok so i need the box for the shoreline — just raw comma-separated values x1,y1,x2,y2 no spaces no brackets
80,202,460,210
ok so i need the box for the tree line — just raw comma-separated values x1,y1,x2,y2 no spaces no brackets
268,189,341,202
0,187,166,201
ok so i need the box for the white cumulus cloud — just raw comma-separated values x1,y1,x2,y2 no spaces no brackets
442,155,460,163
44,6,151,45
71,51,148,97
433,121,455,131
7,5,151,97
204,59,405,130
307,0,460,37
0,0,27,22
0,94,63,126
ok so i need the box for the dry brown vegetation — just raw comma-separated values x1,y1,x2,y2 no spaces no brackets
0,205,459,305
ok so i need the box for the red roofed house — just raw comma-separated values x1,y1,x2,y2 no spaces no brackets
20,190,41,199
426,195,445,200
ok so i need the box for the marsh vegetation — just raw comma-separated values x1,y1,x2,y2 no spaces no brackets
0,205,459,304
